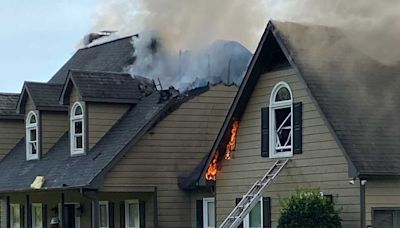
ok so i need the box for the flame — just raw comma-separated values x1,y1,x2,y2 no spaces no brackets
225,120,239,160
205,152,219,181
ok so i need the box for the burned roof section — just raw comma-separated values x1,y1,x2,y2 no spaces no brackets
48,36,135,84
0,93,23,120
60,70,156,104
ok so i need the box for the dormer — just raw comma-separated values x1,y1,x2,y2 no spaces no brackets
0,93,24,160
60,70,155,155
16,82,68,160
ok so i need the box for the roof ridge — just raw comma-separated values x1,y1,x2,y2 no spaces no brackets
68,69,132,77
79,34,137,50
0,92,20,96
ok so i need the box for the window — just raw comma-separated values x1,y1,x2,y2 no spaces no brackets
26,111,39,160
269,82,293,158
373,208,400,228
70,102,85,155
32,203,43,228
244,200,263,228
203,198,215,228
125,200,139,228
99,201,109,228
10,204,20,228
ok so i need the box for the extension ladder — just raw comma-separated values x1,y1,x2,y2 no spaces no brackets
219,159,290,228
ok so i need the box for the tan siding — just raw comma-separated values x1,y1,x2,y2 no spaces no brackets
0,120,24,160
102,84,237,228
365,179,400,226
25,97,34,113
215,68,360,228
88,103,130,149
41,111,68,154
69,86,79,105
0,197,4,228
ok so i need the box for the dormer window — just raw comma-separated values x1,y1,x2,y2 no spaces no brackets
269,82,293,158
26,111,39,160
70,102,85,155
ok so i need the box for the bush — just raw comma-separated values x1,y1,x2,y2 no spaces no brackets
277,188,342,228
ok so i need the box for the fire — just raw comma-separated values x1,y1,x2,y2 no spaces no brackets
205,153,219,181
225,120,239,160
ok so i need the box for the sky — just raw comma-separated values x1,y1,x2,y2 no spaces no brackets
0,0,100,93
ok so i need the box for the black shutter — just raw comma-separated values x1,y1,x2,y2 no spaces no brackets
139,201,145,228
6,197,10,228
293,102,303,154
119,202,125,228
109,202,115,228
235,198,243,228
20,205,25,228
262,197,271,228
261,107,270,157
42,204,48,228
196,200,203,228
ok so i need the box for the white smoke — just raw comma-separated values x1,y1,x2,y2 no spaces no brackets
87,0,400,89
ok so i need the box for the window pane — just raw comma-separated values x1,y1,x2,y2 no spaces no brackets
74,106,83,116
75,136,83,149
12,205,20,228
75,121,82,134
128,203,139,227
33,205,42,228
275,107,292,152
207,202,215,227
99,204,108,227
30,129,37,141
275,87,291,102
30,115,37,124
249,201,262,228
30,143,37,155
375,210,394,228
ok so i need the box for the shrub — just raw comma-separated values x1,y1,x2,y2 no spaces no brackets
277,188,342,228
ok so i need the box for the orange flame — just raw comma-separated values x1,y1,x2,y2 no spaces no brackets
225,120,239,160
205,152,219,181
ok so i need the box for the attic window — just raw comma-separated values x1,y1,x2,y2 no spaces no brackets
70,102,85,155
270,82,293,158
26,111,39,160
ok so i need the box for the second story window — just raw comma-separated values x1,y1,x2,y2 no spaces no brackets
70,102,85,155
26,111,39,160
270,82,293,158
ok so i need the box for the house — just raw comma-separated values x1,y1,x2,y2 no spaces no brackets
185,20,400,228
0,36,241,228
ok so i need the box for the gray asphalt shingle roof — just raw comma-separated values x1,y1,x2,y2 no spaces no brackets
48,36,135,84
0,93,22,119
272,21,400,175
63,70,153,104
20,82,67,112
0,91,174,192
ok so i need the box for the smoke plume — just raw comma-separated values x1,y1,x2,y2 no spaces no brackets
88,0,400,89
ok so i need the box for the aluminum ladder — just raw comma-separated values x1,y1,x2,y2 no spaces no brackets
219,159,290,228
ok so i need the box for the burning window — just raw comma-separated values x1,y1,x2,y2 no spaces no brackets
270,82,293,157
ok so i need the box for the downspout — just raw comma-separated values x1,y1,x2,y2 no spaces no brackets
359,178,367,228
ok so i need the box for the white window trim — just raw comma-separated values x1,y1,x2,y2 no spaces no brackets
26,111,39,160
243,198,263,228
10,203,20,228
70,102,85,155
125,200,140,228
99,201,109,228
203,198,215,228
269,81,293,158
31,203,43,228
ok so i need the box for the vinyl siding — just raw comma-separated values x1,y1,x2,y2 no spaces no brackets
365,178,400,226
0,197,5,228
102,84,237,228
215,68,360,228
41,111,68,155
0,120,24,160
87,103,131,149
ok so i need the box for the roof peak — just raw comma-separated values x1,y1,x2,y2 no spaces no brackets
79,34,137,50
